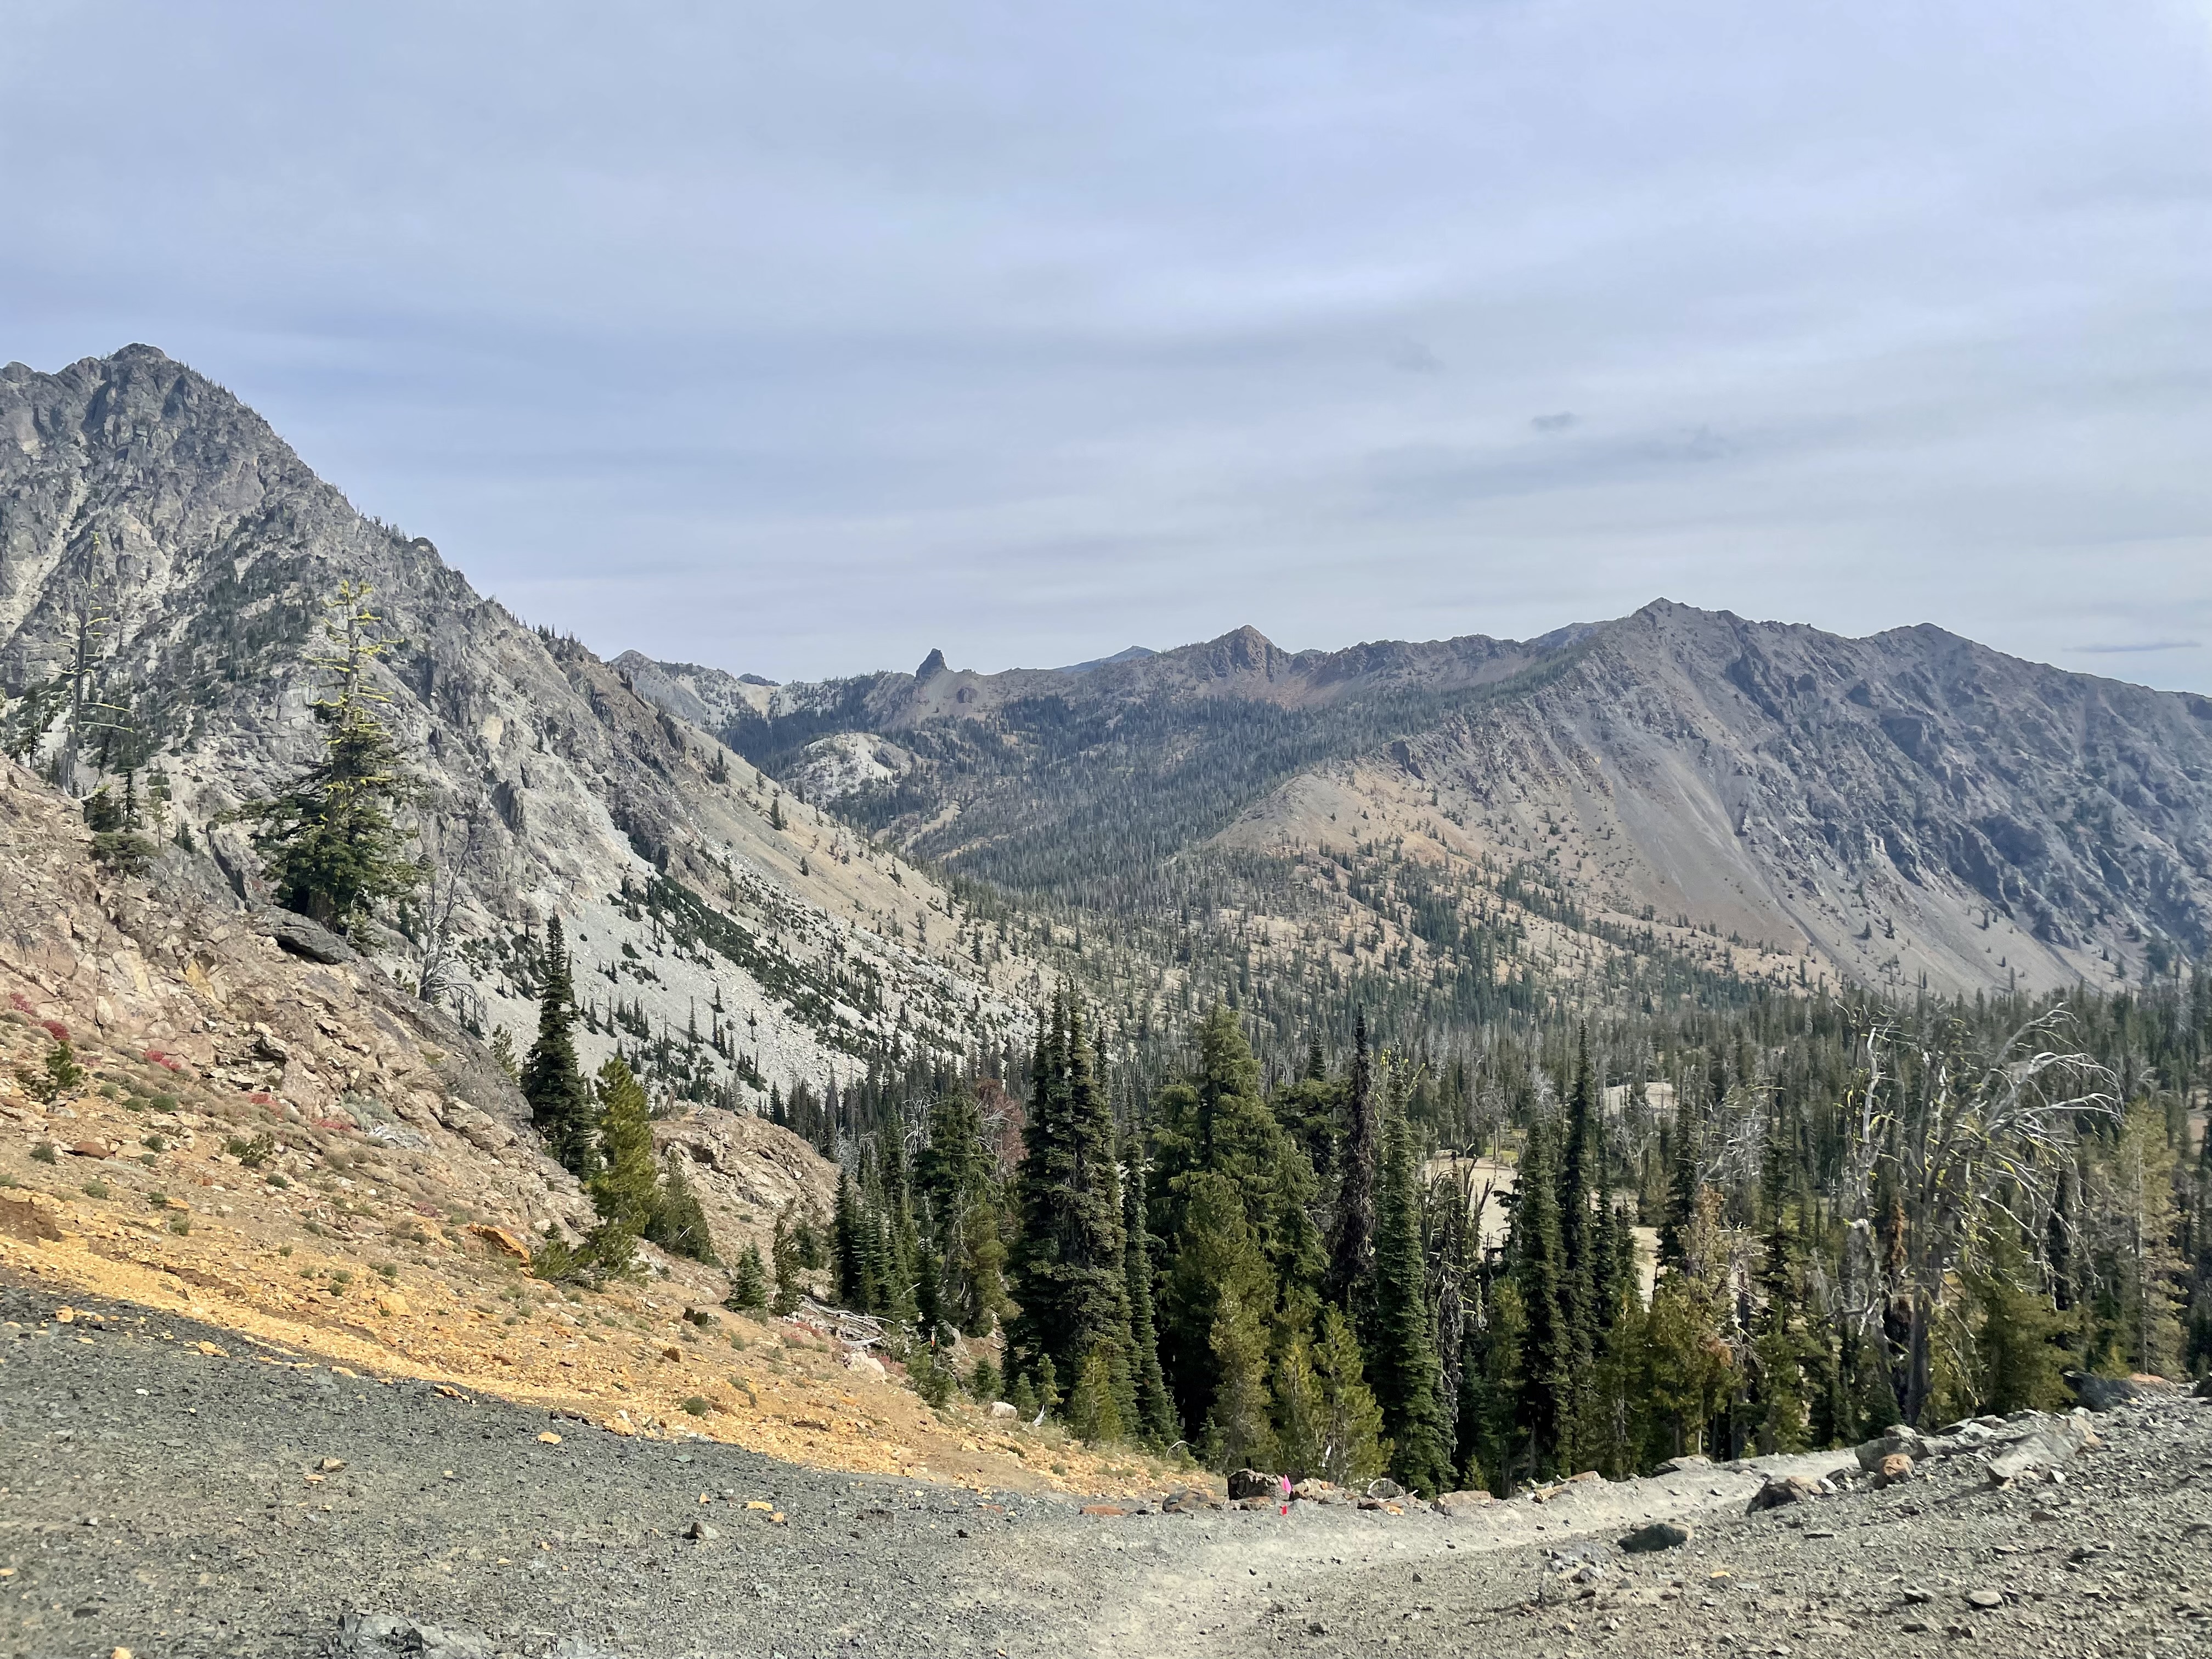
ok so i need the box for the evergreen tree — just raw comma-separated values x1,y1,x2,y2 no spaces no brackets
233,581,423,933
1122,1149,1178,1447
589,1057,657,1234
726,1241,770,1312
770,1202,804,1315
1970,1228,2069,1412
1324,1013,1379,1317
1370,1082,1453,1496
1509,1115,1571,1475
1007,992,1132,1398
1067,1347,1130,1445
1203,1280,1279,1472
522,916,598,1180
833,1169,877,1312
646,1153,716,1263
1152,1003,1321,1434
1308,1304,1387,1486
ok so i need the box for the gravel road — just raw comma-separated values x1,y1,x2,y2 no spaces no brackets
5,1273,2208,1659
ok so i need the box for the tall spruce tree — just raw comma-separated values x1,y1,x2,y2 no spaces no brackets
1324,1013,1379,1318
1509,1114,1571,1476
1007,992,1132,1407
522,915,597,1180
1122,1149,1178,1447
1369,1080,1453,1496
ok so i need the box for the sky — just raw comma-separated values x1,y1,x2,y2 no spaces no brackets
3,1,2209,688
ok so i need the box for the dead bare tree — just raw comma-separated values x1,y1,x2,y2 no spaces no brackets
1843,1003,2117,1423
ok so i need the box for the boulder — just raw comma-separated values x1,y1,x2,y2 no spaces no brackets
1227,1468,1281,1500
1160,1488,1220,1514
1985,1413,2097,1486
1618,1520,1693,1552
1854,1426,1928,1471
1747,1475,1823,1513
2066,1371,2180,1411
1290,1479,1342,1505
1875,1453,1915,1487
1656,1454,1712,1475
987,1400,1018,1419
1365,1477,1405,1500
253,909,357,966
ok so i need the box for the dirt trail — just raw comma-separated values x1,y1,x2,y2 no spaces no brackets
26,1272,2196,1659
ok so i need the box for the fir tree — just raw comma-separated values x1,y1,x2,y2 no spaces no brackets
1369,1082,1453,1496
233,581,423,933
647,1154,716,1263
1203,1281,1279,1472
523,916,598,1180
770,1202,804,1315
1509,1115,1571,1476
1007,992,1132,1402
1970,1228,2068,1412
1308,1305,1387,1486
1123,1149,1178,1447
589,1057,657,1235
1324,1012,1379,1317
726,1241,769,1312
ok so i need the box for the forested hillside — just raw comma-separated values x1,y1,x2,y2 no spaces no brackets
811,974,2212,1494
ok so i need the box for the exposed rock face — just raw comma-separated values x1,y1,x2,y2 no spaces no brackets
640,602,2212,996
0,347,1040,1107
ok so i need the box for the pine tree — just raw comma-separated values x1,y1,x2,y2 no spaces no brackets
833,1169,876,1312
1203,1280,1279,1472
1123,1149,1178,1447
1370,1082,1453,1496
1509,1115,1571,1476
1308,1304,1387,1486
1067,1347,1129,1445
523,916,598,1180
589,1057,657,1234
647,1154,716,1263
234,581,423,933
1152,1004,1321,1435
1971,1228,2068,1412
1008,992,1132,1397
770,1202,804,1315
726,1241,770,1312
1324,1012,1379,1316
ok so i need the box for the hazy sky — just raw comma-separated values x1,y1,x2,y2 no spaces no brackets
5,2,2209,687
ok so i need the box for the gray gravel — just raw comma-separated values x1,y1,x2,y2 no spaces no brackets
5,1273,2208,1659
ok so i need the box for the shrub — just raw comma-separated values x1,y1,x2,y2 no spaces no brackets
680,1395,711,1418
226,1133,275,1168
167,1215,191,1235
31,1142,58,1165
81,1179,111,1199
909,1347,956,1410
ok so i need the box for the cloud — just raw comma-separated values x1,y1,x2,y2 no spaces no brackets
0,1,2204,687
2073,640,2200,654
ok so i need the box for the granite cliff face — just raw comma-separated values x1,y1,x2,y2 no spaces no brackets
0,347,1041,1108
636,607,2212,997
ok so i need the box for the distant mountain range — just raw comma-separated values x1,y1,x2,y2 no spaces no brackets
622,605,2212,1000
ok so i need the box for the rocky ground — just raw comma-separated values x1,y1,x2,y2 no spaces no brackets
6,1272,2208,1659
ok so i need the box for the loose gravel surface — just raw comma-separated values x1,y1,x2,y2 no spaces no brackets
5,1274,2209,1659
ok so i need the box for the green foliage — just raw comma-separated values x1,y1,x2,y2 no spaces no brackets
587,1057,657,1235
1066,1346,1129,1445
726,1241,769,1312
530,1221,640,1289
1008,992,1133,1407
522,917,598,1180
771,1202,805,1315
230,581,423,933
909,1346,957,1410
21,1036,84,1104
1369,1083,1452,1496
1970,1229,2070,1413
646,1153,716,1264
966,1354,1003,1403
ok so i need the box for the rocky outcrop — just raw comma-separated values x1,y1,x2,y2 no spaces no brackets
0,347,1041,1108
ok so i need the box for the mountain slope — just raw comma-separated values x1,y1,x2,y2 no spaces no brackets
633,606,2212,1000
0,347,1043,1109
